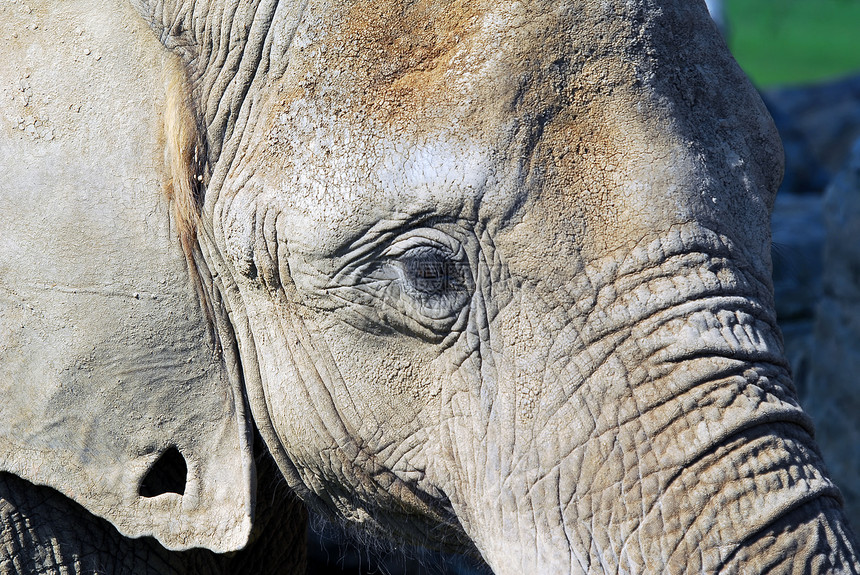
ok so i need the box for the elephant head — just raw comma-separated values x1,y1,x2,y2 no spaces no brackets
2,0,858,573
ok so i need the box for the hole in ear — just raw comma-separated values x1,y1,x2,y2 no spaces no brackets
139,446,188,497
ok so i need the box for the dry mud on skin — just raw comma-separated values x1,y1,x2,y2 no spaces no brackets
1,0,102,144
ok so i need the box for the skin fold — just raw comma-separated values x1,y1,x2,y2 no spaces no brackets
2,0,859,573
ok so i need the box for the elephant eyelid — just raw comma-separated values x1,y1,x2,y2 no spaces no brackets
381,228,465,259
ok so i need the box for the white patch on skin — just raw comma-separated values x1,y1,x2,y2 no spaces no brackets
223,183,260,278
376,136,491,205
273,122,493,254
696,420,710,443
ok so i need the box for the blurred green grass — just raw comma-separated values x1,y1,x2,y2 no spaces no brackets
726,0,860,87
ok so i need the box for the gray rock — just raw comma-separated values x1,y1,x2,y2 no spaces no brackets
765,74,860,179
770,193,826,397
806,137,860,530
763,93,830,195
772,193,826,321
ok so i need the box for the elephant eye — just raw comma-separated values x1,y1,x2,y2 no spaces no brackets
399,247,465,300
330,229,474,338
374,232,474,334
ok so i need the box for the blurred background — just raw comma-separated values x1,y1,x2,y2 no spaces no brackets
720,0,860,557
308,2,860,572
724,0,860,87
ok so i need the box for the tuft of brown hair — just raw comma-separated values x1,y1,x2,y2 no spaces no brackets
162,56,218,343
162,56,205,256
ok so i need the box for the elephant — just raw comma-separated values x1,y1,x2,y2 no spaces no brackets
1,0,858,573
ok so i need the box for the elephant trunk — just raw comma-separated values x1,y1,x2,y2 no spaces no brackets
471,419,856,574
436,225,860,574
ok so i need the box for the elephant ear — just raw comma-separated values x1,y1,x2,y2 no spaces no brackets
0,1,253,553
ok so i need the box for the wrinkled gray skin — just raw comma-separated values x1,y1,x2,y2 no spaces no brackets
2,0,859,573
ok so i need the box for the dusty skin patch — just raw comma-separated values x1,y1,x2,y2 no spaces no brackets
334,0,482,118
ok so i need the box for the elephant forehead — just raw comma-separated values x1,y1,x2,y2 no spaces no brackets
253,3,537,245
288,0,517,110
250,0,701,252
271,0,651,125
241,0,774,264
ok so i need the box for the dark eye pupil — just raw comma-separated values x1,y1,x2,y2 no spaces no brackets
404,250,455,295
407,256,449,293
380,241,472,328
